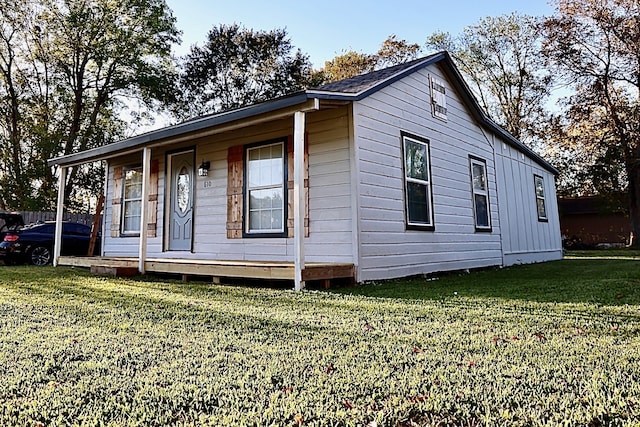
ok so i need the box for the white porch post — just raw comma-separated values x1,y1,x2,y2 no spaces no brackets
138,147,151,274
53,166,67,267
293,111,306,291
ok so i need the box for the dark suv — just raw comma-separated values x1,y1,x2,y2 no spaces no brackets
0,221,97,266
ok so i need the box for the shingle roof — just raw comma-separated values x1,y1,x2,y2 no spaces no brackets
312,56,436,94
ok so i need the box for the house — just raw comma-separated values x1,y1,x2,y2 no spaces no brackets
559,194,630,248
48,51,563,289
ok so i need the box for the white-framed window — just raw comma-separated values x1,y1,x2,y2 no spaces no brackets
402,132,434,229
245,141,286,234
470,157,491,230
534,174,548,221
122,167,142,235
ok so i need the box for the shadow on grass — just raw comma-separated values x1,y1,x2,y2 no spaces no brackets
331,259,640,306
2,258,638,309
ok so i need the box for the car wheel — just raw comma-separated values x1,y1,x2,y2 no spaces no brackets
29,246,52,266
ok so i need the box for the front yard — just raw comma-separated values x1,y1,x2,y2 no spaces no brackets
0,259,638,426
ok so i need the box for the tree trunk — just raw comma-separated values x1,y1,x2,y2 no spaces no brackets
628,163,640,247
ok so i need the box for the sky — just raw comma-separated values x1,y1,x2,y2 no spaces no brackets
165,0,555,67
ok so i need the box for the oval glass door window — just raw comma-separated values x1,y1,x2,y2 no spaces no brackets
177,166,190,214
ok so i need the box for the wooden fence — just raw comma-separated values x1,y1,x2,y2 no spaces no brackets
16,211,99,227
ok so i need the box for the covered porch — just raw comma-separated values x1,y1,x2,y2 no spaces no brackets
48,96,339,290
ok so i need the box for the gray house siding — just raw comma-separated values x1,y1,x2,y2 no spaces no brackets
494,139,562,265
103,107,355,264
97,55,562,283
353,65,503,281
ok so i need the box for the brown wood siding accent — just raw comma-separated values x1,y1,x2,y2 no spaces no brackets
287,135,309,237
226,145,244,239
110,166,123,237
147,159,159,237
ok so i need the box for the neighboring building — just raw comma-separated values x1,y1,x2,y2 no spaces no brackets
48,52,563,289
559,194,630,248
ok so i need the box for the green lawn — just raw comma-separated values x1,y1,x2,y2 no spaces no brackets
0,260,639,426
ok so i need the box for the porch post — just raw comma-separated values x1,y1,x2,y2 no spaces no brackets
53,166,67,267
293,111,306,291
138,147,151,274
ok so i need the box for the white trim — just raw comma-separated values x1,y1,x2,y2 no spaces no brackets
121,166,143,235
348,104,361,282
101,160,109,257
293,111,306,291
138,147,151,274
53,166,66,266
245,141,286,234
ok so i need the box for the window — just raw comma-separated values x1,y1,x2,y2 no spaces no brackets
470,157,491,230
122,167,142,234
534,175,548,221
403,133,434,229
245,141,286,235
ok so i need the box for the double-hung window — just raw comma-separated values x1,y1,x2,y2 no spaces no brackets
122,167,142,235
470,157,491,230
534,174,548,221
246,141,286,235
403,133,434,229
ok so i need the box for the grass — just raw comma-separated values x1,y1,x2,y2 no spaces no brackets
0,260,638,426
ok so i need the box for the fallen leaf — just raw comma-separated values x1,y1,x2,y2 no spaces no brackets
325,364,335,374
344,399,354,409
294,413,304,425
412,346,424,354
534,332,546,342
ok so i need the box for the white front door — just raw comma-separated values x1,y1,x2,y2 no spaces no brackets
168,151,194,251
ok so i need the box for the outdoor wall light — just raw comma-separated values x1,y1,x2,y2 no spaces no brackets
198,160,210,177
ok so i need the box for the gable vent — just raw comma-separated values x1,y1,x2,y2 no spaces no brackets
430,76,447,121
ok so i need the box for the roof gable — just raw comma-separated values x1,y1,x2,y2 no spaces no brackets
49,51,557,175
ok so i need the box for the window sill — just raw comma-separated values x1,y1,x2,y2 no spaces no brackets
406,224,435,232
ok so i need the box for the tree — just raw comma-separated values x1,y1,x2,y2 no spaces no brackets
322,35,422,82
0,0,179,211
543,0,640,245
177,24,313,118
323,50,376,82
377,35,421,68
426,14,553,147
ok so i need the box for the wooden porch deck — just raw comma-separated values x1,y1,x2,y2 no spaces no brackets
57,256,355,284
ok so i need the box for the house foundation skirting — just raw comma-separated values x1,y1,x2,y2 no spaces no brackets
57,256,355,283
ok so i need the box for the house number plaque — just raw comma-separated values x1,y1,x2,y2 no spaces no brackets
203,180,213,188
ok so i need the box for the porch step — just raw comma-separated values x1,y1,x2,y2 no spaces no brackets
90,265,139,277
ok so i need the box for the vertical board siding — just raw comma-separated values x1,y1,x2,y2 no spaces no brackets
494,129,563,266
102,107,354,264
354,66,503,281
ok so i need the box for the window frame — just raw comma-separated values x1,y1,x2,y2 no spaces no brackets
401,132,435,231
469,156,492,232
534,174,548,222
121,166,143,236
243,139,288,238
